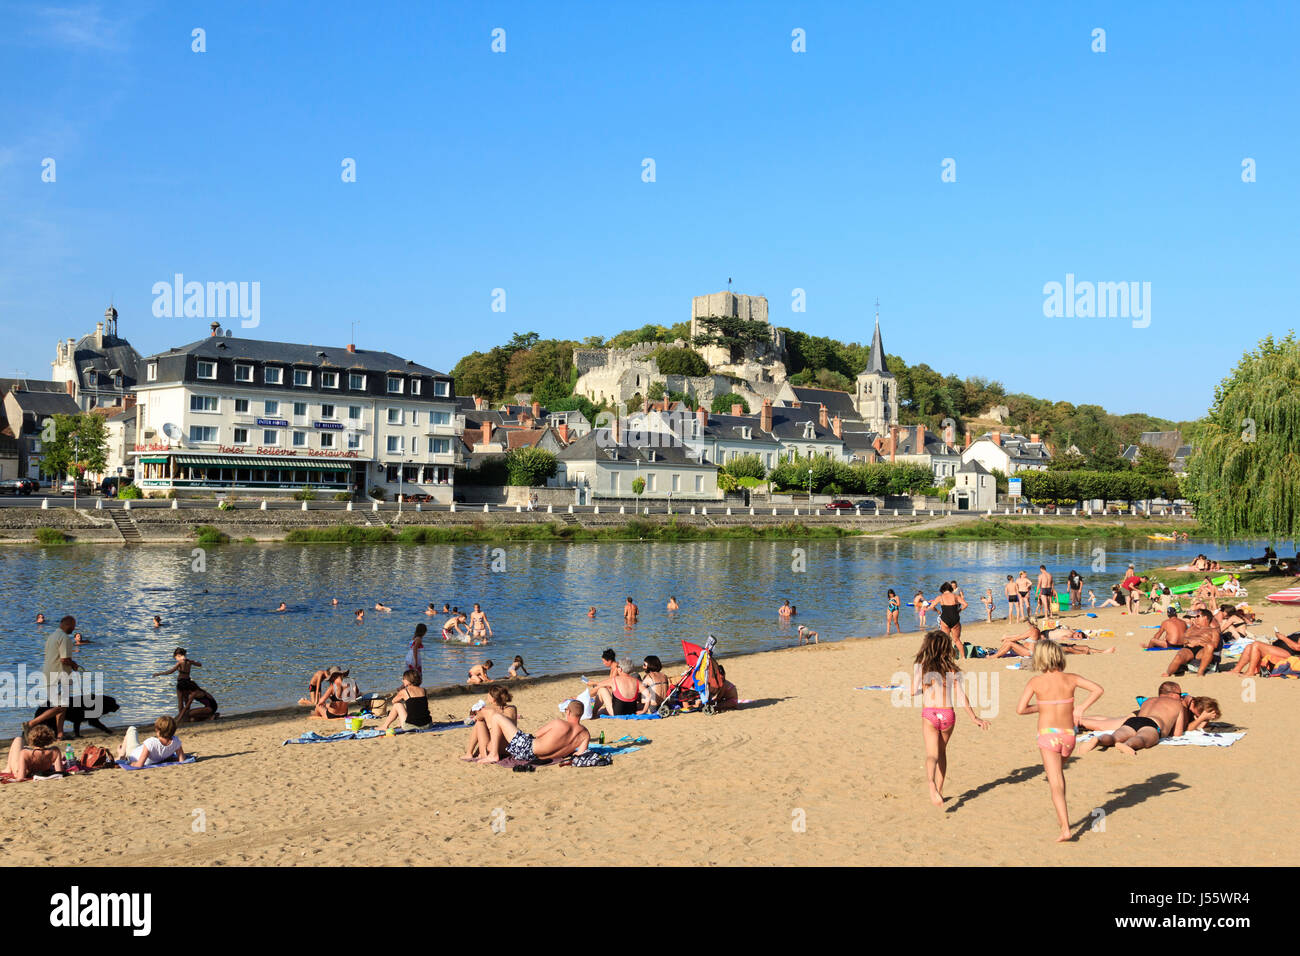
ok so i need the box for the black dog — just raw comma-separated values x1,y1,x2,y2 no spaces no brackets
31,695,120,738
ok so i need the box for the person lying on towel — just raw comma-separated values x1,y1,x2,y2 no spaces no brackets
117,716,186,767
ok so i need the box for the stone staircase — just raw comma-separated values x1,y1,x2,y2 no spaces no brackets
108,508,143,544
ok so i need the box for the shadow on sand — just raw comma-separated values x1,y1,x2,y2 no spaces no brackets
946,762,1045,813
1070,771,1188,838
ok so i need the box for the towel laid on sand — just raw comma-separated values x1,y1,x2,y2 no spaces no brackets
490,738,649,770
857,684,904,691
117,755,198,770
1078,730,1246,748
282,720,465,745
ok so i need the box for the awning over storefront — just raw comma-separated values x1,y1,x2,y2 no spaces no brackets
173,455,355,470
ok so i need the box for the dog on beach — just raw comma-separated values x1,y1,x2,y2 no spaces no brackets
30,695,120,737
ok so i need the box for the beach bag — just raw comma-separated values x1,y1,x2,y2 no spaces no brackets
80,744,112,769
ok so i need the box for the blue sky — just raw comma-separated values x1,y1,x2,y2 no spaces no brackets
1,1,1295,421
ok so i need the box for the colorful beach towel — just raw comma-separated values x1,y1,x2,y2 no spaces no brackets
856,684,904,691
282,720,465,745
598,712,662,719
117,756,198,770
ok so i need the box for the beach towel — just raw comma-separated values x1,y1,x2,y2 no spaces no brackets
489,738,649,770
116,755,198,770
856,684,904,691
282,720,465,745
1078,730,1245,748
598,712,662,719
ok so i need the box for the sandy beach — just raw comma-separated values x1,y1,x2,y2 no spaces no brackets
3,598,1293,867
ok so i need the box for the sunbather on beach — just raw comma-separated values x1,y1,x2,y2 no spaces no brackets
464,685,518,758
1229,628,1300,676
310,667,352,718
1144,608,1189,648
298,669,330,707
990,624,1115,659
478,700,590,764
715,665,739,711
591,658,643,716
5,724,65,781
376,670,432,731
1017,639,1104,841
1163,610,1222,677
912,630,989,807
639,656,670,712
117,715,186,767
1098,585,1124,608
1076,682,1185,756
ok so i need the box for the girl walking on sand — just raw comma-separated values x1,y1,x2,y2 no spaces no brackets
911,630,989,807
1015,639,1104,842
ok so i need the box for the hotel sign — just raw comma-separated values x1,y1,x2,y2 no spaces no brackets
313,421,344,430
256,417,289,427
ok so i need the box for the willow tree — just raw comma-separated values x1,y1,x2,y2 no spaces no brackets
1186,332,1300,543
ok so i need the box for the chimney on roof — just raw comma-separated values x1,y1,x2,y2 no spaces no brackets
1030,433,1040,444
872,435,884,454
964,430,972,449
991,431,1002,447
696,406,707,434
791,400,801,409
760,398,772,433
65,379,76,397
612,415,621,445
557,422,569,444
818,404,829,429
731,403,744,417
346,343,356,353
916,424,925,451
483,420,493,447
532,400,541,421
95,321,104,348
889,425,899,463
831,414,842,439
210,321,221,337
124,394,137,410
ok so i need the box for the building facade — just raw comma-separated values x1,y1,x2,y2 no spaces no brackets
131,329,462,500
51,307,144,412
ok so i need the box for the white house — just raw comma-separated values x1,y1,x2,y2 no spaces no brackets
950,460,996,511
553,426,720,501
961,430,1051,476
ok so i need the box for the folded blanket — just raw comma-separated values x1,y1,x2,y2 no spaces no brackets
117,755,198,770
282,720,465,745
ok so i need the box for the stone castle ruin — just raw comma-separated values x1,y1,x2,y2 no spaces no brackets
573,291,790,409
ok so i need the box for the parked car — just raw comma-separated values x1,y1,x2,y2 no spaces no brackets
0,478,38,495
825,499,855,510
59,478,91,495
852,499,877,511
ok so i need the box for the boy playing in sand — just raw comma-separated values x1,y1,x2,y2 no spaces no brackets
797,624,819,645
467,660,493,684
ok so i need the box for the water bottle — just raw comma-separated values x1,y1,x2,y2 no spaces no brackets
599,731,605,745
64,744,77,771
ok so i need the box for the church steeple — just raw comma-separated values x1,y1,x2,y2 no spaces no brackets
854,300,897,433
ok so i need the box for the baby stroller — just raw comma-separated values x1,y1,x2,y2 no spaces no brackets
658,635,724,716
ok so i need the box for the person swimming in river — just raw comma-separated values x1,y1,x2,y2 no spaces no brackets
274,602,288,612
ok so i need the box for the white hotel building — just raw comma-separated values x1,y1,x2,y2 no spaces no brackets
131,327,463,501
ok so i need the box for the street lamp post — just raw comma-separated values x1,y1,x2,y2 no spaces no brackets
807,467,813,503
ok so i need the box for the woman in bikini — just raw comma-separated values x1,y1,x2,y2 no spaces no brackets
911,630,989,807
594,658,644,717
1229,626,1300,676
933,582,968,658
639,655,671,712
1016,639,1104,842
886,590,901,636
377,670,433,732
5,724,65,781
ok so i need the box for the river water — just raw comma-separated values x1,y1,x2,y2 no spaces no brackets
0,536,1262,734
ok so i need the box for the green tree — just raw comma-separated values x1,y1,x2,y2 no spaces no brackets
723,453,767,480
504,447,557,486
38,413,108,478
692,316,770,363
632,476,646,496
650,346,709,376
1187,332,1300,540
1133,443,1173,480
711,392,750,414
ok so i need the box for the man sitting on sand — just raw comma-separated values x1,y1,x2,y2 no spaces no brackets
1164,610,1222,677
1077,682,1187,755
478,700,590,764
1144,608,1189,648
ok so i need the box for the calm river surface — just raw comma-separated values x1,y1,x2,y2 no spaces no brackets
0,536,1262,734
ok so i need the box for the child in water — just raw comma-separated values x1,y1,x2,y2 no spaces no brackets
911,630,989,807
